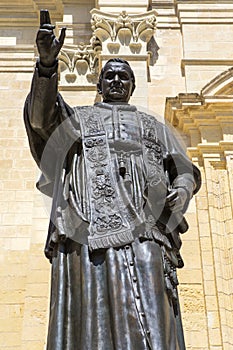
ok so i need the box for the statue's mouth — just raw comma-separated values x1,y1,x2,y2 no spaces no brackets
110,86,124,93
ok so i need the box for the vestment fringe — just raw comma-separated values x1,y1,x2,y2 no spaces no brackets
88,229,134,250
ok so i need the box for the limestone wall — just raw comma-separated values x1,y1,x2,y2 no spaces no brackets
0,1,232,349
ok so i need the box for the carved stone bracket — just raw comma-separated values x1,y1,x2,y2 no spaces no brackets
58,8,157,90
90,9,157,57
58,36,102,86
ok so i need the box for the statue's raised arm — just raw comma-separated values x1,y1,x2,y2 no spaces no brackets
26,10,68,133
24,10,74,196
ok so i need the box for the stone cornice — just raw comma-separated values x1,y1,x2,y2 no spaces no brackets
187,143,227,168
151,0,175,8
0,1,63,27
166,95,233,129
165,91,233,165
97,0,148,13
181,59,233,78
176,1,233,25
0,45,35,72
165,94,204,123
151,0,180,29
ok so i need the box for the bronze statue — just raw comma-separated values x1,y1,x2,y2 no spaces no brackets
24,10,201,350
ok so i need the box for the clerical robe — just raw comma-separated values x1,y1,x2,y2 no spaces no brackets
24,68,201,350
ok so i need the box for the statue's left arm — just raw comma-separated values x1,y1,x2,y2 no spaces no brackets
161,123,201,214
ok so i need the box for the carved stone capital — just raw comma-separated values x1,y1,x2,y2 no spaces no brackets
58,8,158,92
58,37,102,86
90,9,157,56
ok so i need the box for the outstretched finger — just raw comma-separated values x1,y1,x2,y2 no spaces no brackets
40,9,51,28
58,27,66,47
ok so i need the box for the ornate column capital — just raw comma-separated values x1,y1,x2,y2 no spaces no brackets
58,37,102,88
90,9,157,56
57,8,158,107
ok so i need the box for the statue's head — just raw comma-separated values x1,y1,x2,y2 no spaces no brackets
97,58,136,103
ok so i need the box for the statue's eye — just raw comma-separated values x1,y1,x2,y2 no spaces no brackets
119,73,129,80
104,73,115,80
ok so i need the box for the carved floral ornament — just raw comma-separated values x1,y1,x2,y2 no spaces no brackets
59,36,102,85
58,9,157,86
90,9,157,54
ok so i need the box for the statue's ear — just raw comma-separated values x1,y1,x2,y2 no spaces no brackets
130,83,136,96
97,83,102,95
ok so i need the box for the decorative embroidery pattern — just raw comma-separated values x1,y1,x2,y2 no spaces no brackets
76,106,169,251
139,112,166,186
78,106,134,250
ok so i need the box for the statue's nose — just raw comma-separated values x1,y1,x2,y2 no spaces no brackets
114,74,120,82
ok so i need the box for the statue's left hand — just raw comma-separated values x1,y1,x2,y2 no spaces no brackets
165,188,188,213
36,9,66,67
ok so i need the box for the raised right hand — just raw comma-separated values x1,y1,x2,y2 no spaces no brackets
36,9,66,67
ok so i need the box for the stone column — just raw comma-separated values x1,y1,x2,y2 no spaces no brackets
166,93,233,349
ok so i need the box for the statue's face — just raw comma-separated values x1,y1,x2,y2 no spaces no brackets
99,62,134,103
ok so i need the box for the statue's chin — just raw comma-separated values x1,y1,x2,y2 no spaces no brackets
104,97,128,103
103,91,129,103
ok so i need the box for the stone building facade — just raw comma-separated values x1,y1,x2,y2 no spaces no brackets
0,1,233,349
